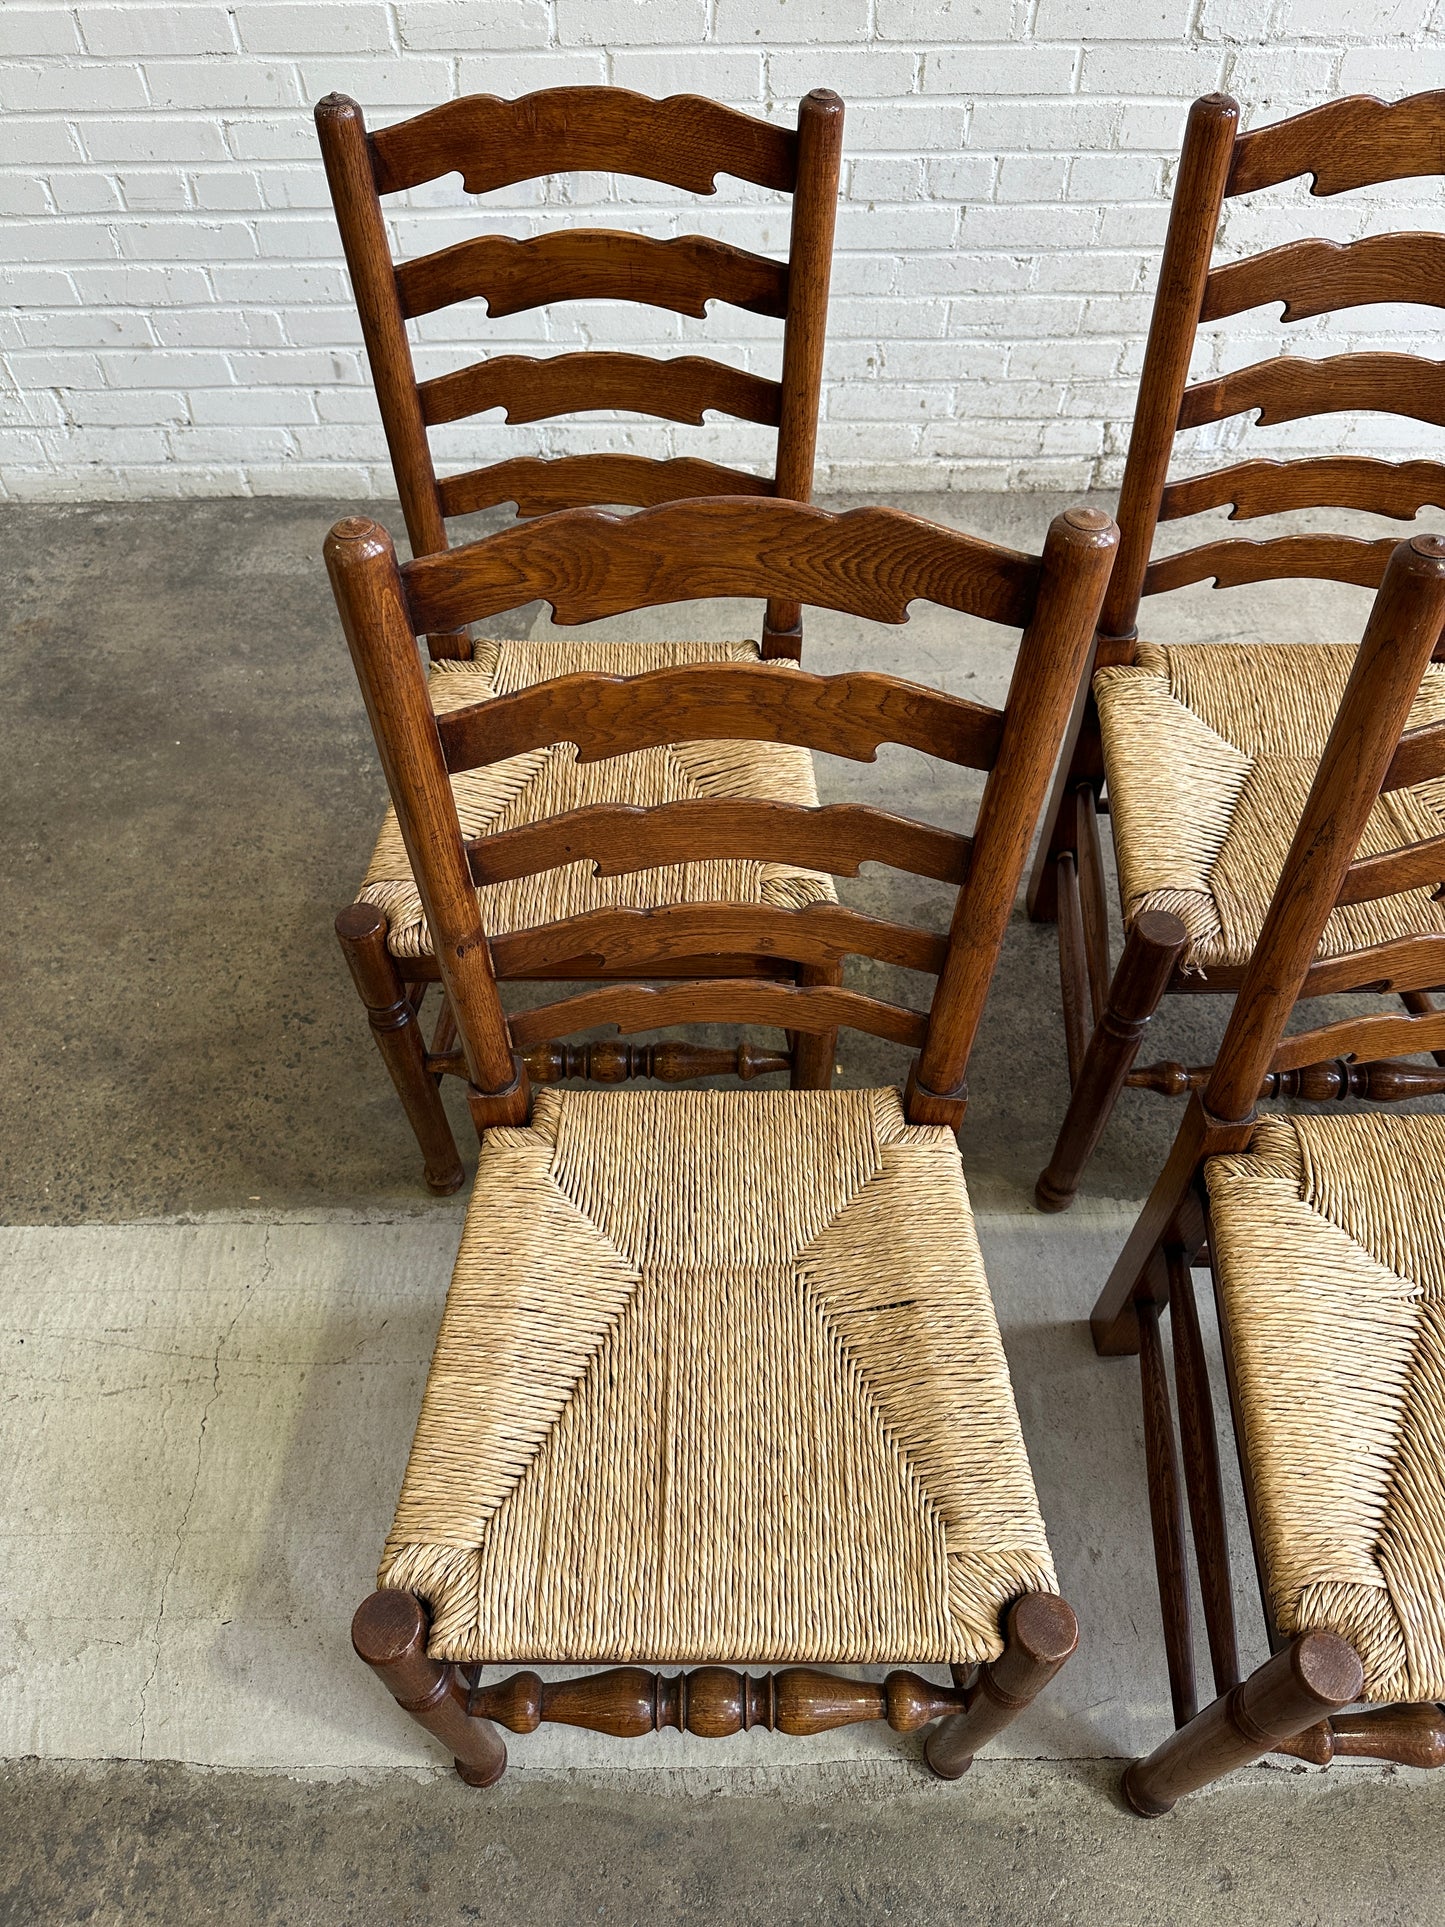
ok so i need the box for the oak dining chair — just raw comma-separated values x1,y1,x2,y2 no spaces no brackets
1091,533,1445,1814
316,85,845,1191
323,491,1117,1782
1027,88,1445,1210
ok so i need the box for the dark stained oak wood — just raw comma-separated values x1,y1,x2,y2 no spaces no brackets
436,455,771,519
522,1038,791,1084
505,980,930,1052
925,1595,1079,1779
1226,90,1445,199
1142,533,1397,595
405,497,1043,635
470,1665,965,1739
1202,232,1445,324
395,229,790,323
1384,718,1445,792
368,86,799,197
1138,1297,1198,1729
1127,1055,1445,1103
488,902,949,979
1161,455,1445,522
463,799,973,888
1101,92,1240,641
1167,1251,1240,1702
1266,1005,1445,1076
1177,353,1445,433
353,1591,507,1787
335,901,464,1195
418,352,783,428
437,661,1003,776
1337,830,1445,905
1123,1634,1365,1818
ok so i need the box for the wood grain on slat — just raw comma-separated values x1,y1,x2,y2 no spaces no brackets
368,87,798,197
1295,930,1445,995
438,663,1004,773
437,454,771,518
1270,1006,1445,1075
1143,533,1397,595
1337,831,1445,905
405,496,1042,631
1177,353,1445,431
505,980,929,1051
1226,91,1445,199
1161,456,1445,522
1202,234,1445,324
488,902,949,978
1384,718,1445,792
395,230,789,322
463,798,972,887
418,352,782,427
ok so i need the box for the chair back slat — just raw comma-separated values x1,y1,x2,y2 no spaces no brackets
486,902,948,981
436,456,770,520
1104,88,1445,641
1143,534,1397,597
437,662,1003,778
1337,830,1445,907
1384,717,1445,790
1269,1004,1445,1076
394,231,790,325
1205,535,1445,1122
417,353,784,430
1161,456,1445,524
1226,89,1445,199
463,799,972,890
368,87,799,197
407,497,1042,636
317,85,843,646
1176,354,1445,435
1200,232,1445,325
506,981,929,1054
327,496,1117,1117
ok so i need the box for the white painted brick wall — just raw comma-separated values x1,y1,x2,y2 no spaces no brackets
2,0,1443,501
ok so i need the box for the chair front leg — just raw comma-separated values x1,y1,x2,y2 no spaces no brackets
335,902,465,1195
353,1589,507,1787
1036,909,1187,1212
924,1593,1079,1780
1122,1632,1364,1817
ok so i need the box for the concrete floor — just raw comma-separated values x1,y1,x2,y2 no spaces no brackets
4,495,1445,1923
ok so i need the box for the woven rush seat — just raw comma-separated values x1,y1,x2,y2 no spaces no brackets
358,637,837,958
1207,1111,1445,1703
379,1085,1057,1667
1095,643,1445,972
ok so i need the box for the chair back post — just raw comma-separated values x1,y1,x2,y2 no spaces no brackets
911,508,1119,1120
324,516,523,1103
316,96,450,573
1205,533,1445,1123
774,89,844,508
1100,92,1238,644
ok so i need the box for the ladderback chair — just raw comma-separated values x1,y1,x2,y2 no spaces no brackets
324,493,1118,1782
1088,533,1445,1814
316,85,847,1193
1027,88,1445,1209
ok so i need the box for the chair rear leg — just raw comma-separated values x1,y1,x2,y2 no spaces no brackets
336,902,465,1196
789,960,839,1090
924,1593,1078,1780
1036,910,1187,1212
762,595,803,661
353,1589,507,1786
1122,1632,1364,1817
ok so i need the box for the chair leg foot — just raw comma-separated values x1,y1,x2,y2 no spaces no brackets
1121,1632,1364,1816
353,1590,508,1786
922,1593,1078,1782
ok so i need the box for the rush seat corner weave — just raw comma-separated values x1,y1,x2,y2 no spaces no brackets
358,636,837,957
1206,1110,1445,1705
378,1085,1057,1667
1096,642,1445,972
